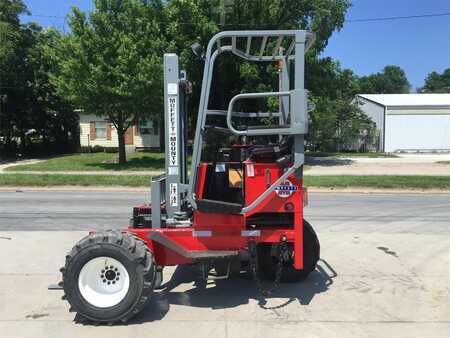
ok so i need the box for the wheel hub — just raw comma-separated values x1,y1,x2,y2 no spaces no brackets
78,257,130,308
104,269,116,281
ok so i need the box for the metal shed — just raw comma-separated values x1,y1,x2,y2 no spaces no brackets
355,94,450,152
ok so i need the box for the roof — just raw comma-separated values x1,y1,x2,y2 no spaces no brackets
356,94,450,108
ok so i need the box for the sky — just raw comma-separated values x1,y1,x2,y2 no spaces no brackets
21,0,450,91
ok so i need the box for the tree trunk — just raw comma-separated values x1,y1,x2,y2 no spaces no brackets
117,126,127,164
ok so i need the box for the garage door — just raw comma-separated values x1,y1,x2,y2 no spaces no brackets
385,114,450,152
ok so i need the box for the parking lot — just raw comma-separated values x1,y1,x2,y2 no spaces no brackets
0,191,449,337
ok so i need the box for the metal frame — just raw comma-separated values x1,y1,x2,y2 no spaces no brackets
151,54,190,227
188,30,315,209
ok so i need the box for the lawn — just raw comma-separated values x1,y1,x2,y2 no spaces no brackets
307,152,398,158
1,174,450,190
436,161,450,164
304,175,450,189
0,174,150,187
5,152,166,172
6,151,399,173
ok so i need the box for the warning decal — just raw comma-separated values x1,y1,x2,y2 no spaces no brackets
170,183,178,207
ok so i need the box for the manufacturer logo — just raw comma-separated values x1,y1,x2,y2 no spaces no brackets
167,95,178,167
275,179,298,198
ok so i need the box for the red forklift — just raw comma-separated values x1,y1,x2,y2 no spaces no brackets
58,30,320,324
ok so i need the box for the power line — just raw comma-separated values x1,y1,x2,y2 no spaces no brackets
24,11,450,25
25,14,66,20
347,12,450,23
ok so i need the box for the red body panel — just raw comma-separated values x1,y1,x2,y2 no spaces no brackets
128,161,305,270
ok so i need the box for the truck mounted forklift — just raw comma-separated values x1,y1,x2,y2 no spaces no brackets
57,30,320,324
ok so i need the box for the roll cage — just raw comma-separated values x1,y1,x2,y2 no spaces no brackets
188,30,315,210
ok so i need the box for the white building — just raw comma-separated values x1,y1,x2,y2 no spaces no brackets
355,94,450,152
79,114,160,150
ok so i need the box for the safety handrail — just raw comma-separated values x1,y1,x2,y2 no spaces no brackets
206,109,281,118
226,91,291,136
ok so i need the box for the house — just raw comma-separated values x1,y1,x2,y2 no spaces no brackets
355,94,450,152
79,114,160,150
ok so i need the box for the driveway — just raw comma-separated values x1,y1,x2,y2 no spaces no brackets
0,191,448,337
306,153,450,176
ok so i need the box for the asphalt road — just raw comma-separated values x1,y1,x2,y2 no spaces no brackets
0,191,449,337
1,190,450,233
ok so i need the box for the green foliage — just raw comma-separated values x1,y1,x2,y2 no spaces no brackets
51,0,168,163
307,97,377,152
419,68,450,93
1,0,413,159
0,1,77,158
358,65,410,94
164,0,351,136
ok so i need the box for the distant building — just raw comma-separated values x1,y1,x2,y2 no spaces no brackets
355,94,450,152
78,114,160,150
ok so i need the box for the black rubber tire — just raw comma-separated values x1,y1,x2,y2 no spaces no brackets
258,220,320,283
60,230,155,324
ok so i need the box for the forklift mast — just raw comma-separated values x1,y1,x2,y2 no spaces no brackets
151,54,189,226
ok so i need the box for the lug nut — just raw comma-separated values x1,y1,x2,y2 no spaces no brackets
103,279,106,283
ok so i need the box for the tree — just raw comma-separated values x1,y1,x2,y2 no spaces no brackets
163,0,380,153
164,0,351,138
0,0,28,155
305,58,376,151
30,28,78,153
52,0,167,163
358,65,410,94
1,1,78,157
420,68,450,93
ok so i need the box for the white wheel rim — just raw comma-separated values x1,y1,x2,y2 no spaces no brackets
78,256,130,308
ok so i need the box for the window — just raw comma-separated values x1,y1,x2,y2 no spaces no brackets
139,120,154,134
95,121,107,139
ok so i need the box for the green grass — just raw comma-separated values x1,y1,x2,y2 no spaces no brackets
306,152,398,158
5,152,166,172
304,175,450,189
6,151,398,173
1,174,450,190
436,161,450,164
0,174,150,187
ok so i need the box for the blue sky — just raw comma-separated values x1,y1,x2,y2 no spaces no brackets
22,0,450,90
